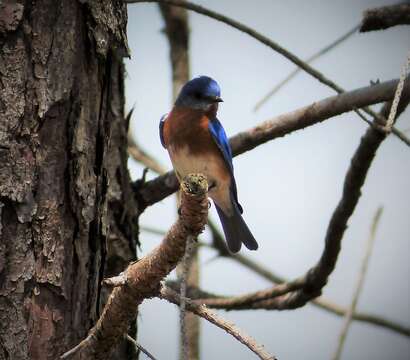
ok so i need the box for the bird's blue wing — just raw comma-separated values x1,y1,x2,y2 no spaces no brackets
159,114,168,148
208,118,243,213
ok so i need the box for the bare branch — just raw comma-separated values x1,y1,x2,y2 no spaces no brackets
126,0,408,145
60,174,209,359
135,77,410,210
230,77,409,155
360,3,410,32
254,24,360,111
228,252,410,337
142,223,410,337
160,286,277,360
332,207,383,360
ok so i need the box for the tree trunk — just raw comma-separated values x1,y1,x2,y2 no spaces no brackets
0,1,137,359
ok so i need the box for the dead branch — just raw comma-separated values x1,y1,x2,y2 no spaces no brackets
332,207,383,360
135,77,410,210
226,250,410,337
160,286,277,360
360,3,410,32
125,0,409,146
140,215,410,337
60,174,209,359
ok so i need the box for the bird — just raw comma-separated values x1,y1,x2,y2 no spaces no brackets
159,75,258,253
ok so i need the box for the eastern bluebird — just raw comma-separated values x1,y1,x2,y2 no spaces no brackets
159,76,258,253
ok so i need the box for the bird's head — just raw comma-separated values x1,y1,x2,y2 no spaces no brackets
175,76,223,110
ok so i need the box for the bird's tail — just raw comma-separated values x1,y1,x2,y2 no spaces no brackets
215,203,258,253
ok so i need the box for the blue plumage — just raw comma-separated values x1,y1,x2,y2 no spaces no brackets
208,119,242,214
160,76,258,252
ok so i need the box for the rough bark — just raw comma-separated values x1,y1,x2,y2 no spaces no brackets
0,1,137,359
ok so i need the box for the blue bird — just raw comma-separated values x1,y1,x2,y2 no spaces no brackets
159,76,258,253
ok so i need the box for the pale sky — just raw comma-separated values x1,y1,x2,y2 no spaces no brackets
125,1,410,359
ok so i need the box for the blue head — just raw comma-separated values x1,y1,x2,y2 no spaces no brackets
175,76,223,110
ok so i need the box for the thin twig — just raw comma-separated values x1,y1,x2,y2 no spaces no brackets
160,286,276,360
254,24,360,111
126,335,158,360
332,207,383,360
125,0,409,146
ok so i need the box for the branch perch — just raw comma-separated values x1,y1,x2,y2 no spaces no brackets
61,174,209,359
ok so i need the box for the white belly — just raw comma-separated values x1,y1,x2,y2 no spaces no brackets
169,146,233,213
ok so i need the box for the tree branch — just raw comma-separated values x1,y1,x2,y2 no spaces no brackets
60,174,209,359
135,77,409,210
160,286,276,360
140,217,410,337
360,3,410,32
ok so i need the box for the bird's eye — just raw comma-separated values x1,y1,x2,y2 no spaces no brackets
193,92,202,99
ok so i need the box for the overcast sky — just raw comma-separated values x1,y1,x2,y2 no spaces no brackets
125,1,409,359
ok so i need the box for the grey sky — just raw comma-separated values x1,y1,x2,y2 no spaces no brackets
125,1,409,359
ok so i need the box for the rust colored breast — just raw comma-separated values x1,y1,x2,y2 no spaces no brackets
164,107,219,156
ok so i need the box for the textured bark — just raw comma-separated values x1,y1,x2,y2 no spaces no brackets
0,1,137,359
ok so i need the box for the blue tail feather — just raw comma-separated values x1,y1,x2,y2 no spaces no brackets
215,204,258,253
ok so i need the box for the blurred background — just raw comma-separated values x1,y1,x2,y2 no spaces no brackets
125,1,410,359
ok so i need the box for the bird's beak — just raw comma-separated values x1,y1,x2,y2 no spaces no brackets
214,96,223,103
